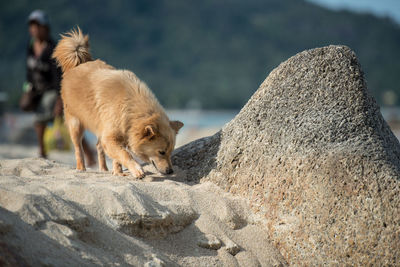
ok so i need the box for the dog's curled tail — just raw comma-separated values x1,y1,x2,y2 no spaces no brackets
52,27,92,72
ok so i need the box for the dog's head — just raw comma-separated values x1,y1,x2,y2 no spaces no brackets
130,115,183,175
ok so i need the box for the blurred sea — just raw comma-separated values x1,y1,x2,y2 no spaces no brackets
306,0,400,24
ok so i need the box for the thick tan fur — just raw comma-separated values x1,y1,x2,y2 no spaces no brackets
53,27,183,178
52,27,92,72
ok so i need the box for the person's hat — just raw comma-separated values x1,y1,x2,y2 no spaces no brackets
28,10,49,26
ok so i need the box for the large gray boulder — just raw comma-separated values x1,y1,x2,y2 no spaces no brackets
173,45,400,265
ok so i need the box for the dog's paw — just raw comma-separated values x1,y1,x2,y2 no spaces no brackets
99,166,109,172
76,161,86,171
131,168,145,179
113,171,129,176
112,168,129,176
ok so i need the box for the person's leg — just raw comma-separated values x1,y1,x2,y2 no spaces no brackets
34,90,57,158
34,122,47,158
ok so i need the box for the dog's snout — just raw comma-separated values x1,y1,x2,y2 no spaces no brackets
166,168,173,175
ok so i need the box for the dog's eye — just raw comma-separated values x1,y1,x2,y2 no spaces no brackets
159,151,166,156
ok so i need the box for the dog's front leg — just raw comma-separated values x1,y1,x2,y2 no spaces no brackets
102,136,145,179
96,139,108,172
112,160,128,176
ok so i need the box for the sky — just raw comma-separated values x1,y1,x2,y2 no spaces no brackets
306,0,400,24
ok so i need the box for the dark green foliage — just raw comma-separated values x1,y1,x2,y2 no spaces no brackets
1,0,400,109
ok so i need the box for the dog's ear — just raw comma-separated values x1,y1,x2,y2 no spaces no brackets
170,120,184,134
143,125,156,139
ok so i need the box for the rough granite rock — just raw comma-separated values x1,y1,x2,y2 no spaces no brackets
173,45,400,265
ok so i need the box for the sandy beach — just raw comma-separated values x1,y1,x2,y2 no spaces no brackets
0,153,286,266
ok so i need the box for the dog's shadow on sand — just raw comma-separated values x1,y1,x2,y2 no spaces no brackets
118,164,188,183
141,170,188,183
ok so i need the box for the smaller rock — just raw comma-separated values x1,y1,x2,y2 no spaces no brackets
225,239,240,256
197,233,222,250
42,221,76,239
144,254,165,267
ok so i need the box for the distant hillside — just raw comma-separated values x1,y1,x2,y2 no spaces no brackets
1,0,400,109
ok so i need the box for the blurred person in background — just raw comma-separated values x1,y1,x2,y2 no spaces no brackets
25,9,95,164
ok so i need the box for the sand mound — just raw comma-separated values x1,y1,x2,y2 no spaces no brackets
173,46,400,265
0,158,286,266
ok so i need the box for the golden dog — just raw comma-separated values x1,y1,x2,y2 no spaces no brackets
53,27,183,178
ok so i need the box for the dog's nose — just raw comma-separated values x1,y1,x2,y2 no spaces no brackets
166,168,173,174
